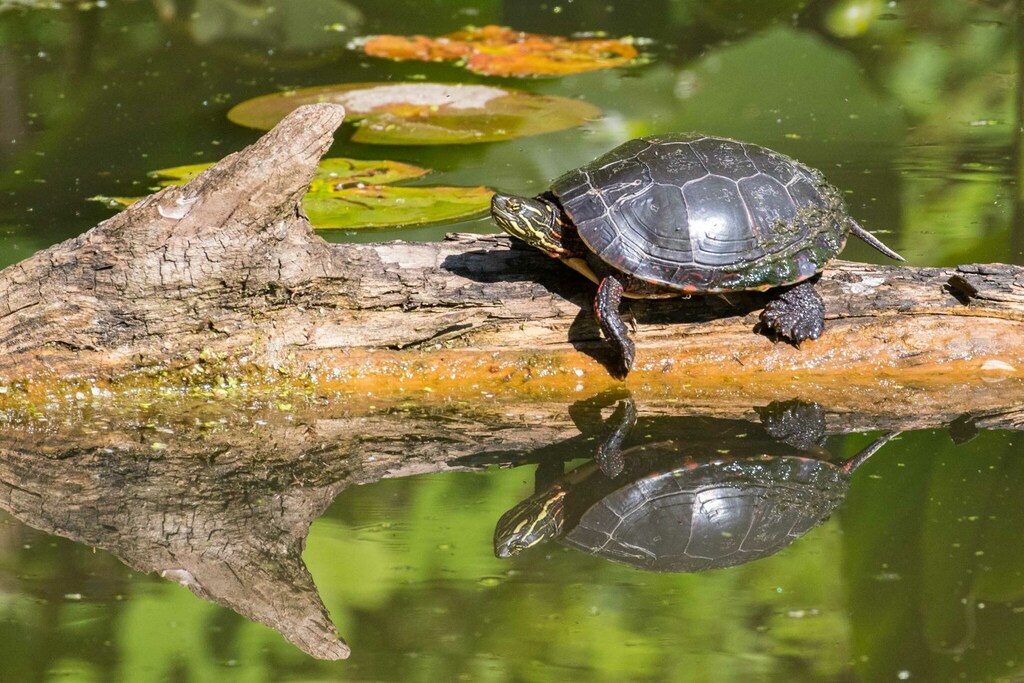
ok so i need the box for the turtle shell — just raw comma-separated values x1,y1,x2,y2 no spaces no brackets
561,455,848,572
551,133,850,293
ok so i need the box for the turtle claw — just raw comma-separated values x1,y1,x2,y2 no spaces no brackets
760,281,825,344
612,338,636,379
596,448,625,478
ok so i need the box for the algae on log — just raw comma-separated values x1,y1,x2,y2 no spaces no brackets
0,102,1022,412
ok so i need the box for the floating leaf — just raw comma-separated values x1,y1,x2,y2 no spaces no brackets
153,157,429,187
360,25,638,77
303,184,493,229
92,158,492,230
227,82,601,144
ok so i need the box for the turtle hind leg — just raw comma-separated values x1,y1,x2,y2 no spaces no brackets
760,279,825,344
756,399,827,452
595,275,636,378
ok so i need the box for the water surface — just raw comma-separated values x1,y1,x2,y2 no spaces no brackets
0,0,1021,681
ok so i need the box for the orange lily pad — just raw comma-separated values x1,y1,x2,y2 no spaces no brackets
227,82,601,144
361,25,638,78
93,158,493,229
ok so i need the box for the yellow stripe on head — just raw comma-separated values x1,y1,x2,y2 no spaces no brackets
490,193,569,257
493,488,567,558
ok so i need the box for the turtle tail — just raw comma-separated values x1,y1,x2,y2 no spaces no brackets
843,431,900,474
849,219,905,262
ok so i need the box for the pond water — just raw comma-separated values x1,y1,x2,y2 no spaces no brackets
0,0,1021,681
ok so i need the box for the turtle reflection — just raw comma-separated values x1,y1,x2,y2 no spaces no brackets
494,399,895,572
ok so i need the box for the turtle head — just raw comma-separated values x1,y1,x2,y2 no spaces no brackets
493,486,567,558
491,193,570,257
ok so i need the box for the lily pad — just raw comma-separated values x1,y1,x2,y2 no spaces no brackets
303,183,492,229
93,158,492,230
227,82,602,144
360,25,638,78
152,157,430,187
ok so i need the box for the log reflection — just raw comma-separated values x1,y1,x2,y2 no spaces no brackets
0,396,1018,658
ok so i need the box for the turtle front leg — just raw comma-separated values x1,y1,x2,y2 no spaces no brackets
595,396,638,478
595,275,636,377
760,279,825,344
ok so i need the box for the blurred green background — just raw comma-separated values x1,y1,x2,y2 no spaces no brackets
0,0,1021,680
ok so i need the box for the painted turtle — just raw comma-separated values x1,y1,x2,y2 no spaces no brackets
491,133,904,376
493,400,896,571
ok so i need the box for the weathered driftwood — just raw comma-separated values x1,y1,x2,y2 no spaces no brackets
0,397,1018,660
0,102,1022,413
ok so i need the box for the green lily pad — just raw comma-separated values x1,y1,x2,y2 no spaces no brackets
304,183,493,229
226,82,602,144
148,157,428,186
92,157,492,229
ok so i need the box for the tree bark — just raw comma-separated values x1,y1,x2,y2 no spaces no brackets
0,102,1021,411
